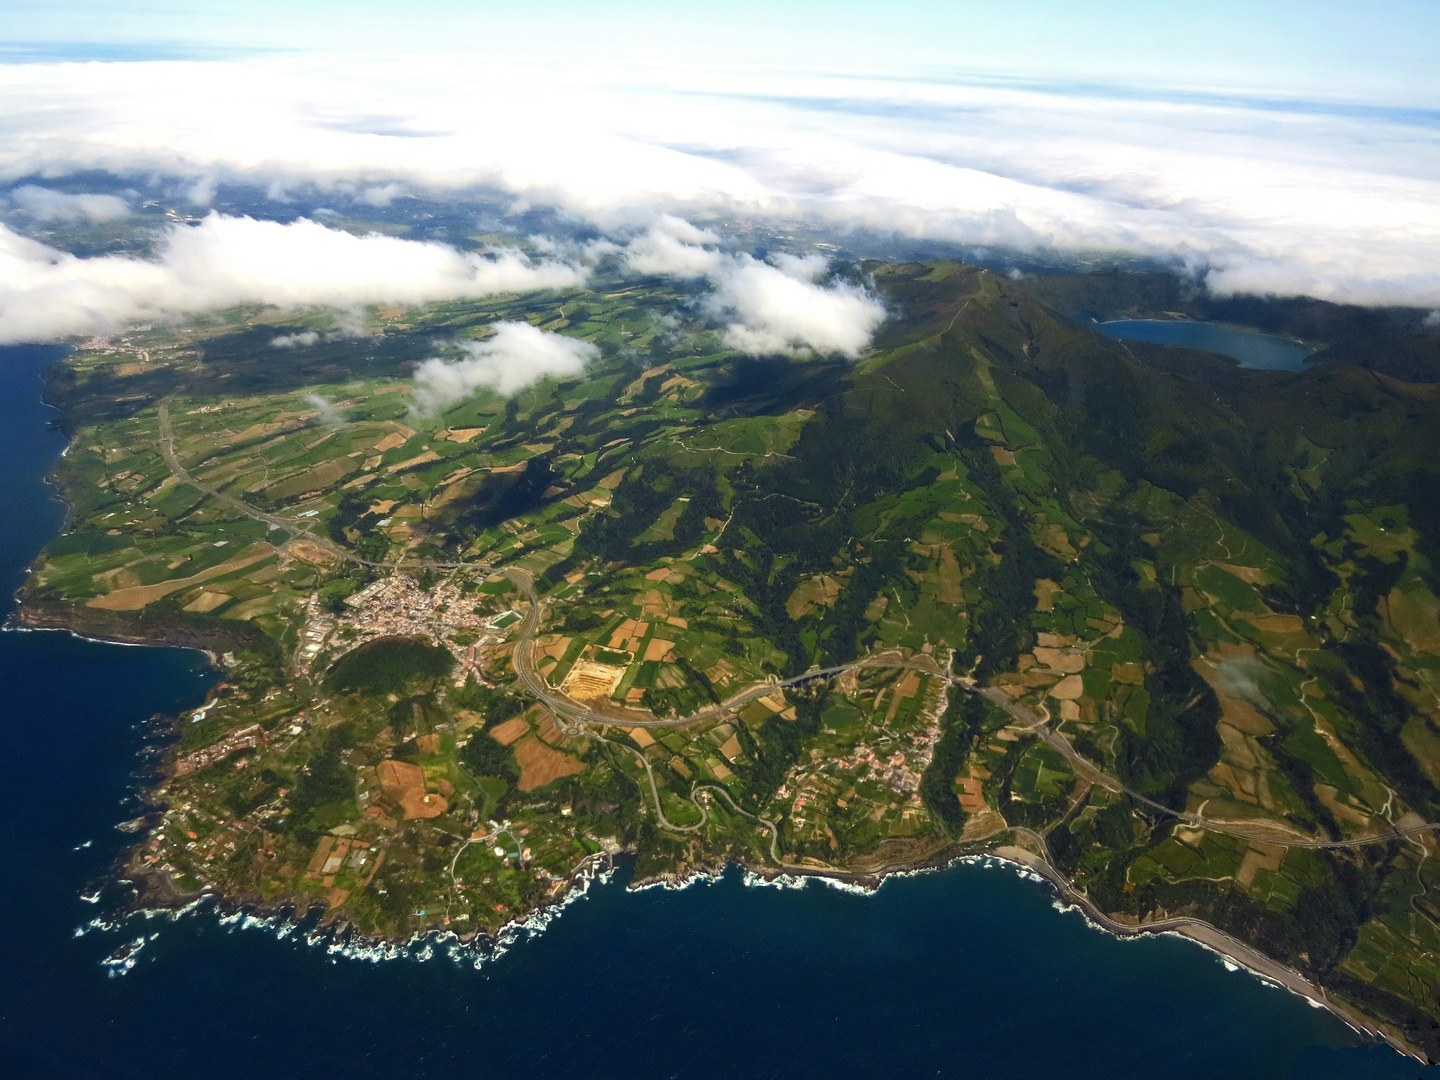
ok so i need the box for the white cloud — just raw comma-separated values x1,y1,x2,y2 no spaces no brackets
0,57,1435,306
1424,310,1440,328
708,255,884,358
624,218,884,356
271,309,370,347
271,330,320,348
188,174,217,206
0,213,587,343
304,393,345,424
332,308,369,338
767,252,828,282
624,215,723,277
10,185,130,223
358,182,404,207
411,321,599,410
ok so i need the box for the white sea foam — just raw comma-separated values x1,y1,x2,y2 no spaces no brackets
741,870,810,891
76,841,1398,1057
100,855,626,975
627,867,723,894
875,862,951,885
74,915,119,937
100,932,160,976
816,877,878,897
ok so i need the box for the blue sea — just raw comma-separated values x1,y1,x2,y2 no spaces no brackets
1094,319,1316,371
0,345,1428,1080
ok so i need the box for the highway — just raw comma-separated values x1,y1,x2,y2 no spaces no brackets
158,399,485,573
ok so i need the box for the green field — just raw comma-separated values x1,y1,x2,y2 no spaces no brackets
25,257,1440,1056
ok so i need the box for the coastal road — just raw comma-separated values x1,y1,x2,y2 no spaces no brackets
150,398,1430,1061
986,825,1417,1061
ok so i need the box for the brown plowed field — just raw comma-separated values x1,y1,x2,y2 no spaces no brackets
378,759,447,819
513,736,584,791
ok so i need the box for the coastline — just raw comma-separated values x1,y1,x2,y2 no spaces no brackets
640,840,1425,1063
8,596,268,660
110,809,1427,1063
107,712,1425,1068
979,843,1423,1063
10,364,1425,1068
12,579,1427,1063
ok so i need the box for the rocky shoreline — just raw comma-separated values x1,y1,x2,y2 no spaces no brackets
12,452,1426,1065
636,840,1426,1063
114,778,1424,1065
13,587,1427,1065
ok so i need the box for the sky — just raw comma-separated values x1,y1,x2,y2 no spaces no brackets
0,0,1437,354
5,0,1439,103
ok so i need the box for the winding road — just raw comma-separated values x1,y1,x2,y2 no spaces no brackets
156,398,1440,856
503,568,1440,853
150,399,1432,1062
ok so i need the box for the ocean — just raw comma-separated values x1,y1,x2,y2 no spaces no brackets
0,344,1427,1080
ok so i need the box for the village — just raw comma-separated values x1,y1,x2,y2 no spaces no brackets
294,571,521,684
778,671,950,838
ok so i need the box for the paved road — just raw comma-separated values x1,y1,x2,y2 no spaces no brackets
507,568,1440,851
988,826,1416,1059
157,400,342,552
504,565,948,732
975,683,1440,850
149,400,1433,1058
159,399,483,574
154,401,1440,854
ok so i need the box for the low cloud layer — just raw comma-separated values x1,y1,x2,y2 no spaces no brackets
0,213,586,343
9,185,130,223
411,321,599,410
710,255,883,358
624,217,885,357
624,216,724,278
0,58,1436,306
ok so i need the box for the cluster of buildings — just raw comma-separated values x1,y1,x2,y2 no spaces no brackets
173,723,266,775
142,791,254,891
295,605,338,672
776,680,951,829
295,572,519,683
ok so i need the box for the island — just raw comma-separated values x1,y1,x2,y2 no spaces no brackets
18,259,1440,1061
